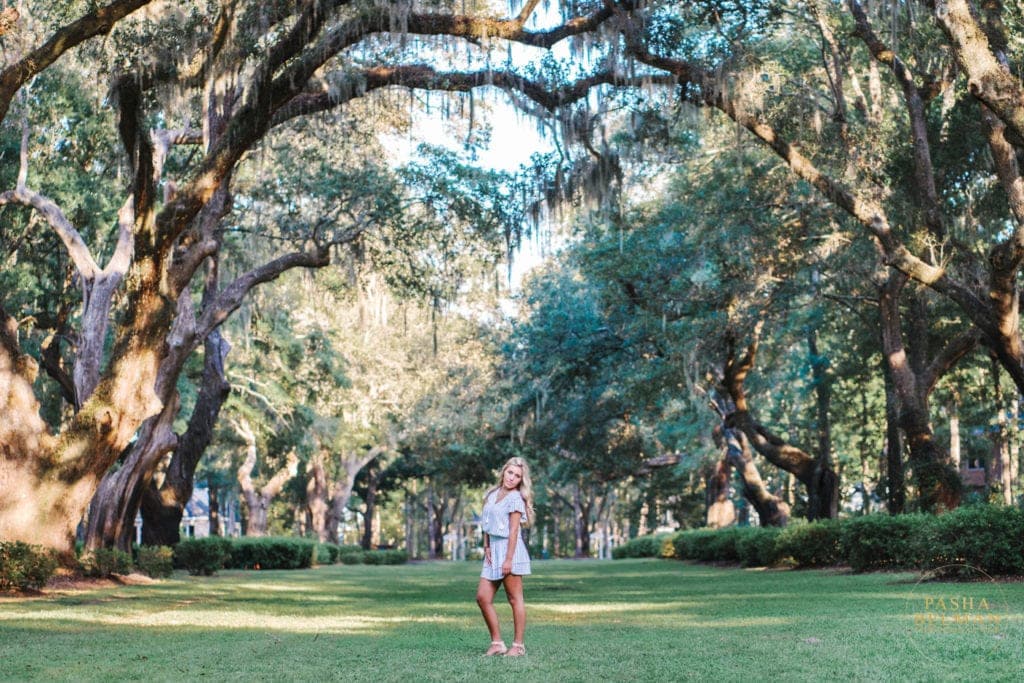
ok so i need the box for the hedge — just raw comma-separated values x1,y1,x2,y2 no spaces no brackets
614,505,1024,576
226,537,317,570
0,542,58,591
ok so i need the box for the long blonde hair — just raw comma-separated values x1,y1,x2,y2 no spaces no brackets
486,457,535,528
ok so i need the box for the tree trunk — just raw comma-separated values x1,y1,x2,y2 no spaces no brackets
723,429,789,527
882,354,906,513
361,466,380,550
236,419,298,536
208,482,221,536
720,328,839,520
426,489,445,559
140,329,231,546
879,274,964,512
807,327,839,521
705,457,736,528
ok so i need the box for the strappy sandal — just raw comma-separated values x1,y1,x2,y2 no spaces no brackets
503,642,526,657
484,641,507,656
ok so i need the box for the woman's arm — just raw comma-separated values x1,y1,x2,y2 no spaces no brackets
484,532,492,566
502,511,522,576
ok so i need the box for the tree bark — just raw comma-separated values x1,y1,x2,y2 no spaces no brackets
878,273,966,512
140,329,231,546
723,429,789,527
705,458,736,529
236,419,298,536
360,465,380,550
720,329,839,520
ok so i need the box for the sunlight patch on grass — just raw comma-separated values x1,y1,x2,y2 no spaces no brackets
0,609,454,634
535,601,694,614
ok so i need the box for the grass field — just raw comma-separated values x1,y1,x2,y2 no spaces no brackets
1,559,1021,682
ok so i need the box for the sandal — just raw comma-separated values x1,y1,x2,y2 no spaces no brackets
484,641,507,656
503,642,526,657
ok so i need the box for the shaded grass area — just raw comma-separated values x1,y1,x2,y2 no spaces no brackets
1,560,1021,681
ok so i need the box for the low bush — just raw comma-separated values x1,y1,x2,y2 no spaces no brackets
0,542,58,591
775,520,842,568
174,537,232,576
338,545,365,565
921,505,1024,576
136,545,174,578
82,547,133,577
362,549,409,565
316,543,340,565
840,514,931,572
672,529,722,561
735,527,783,567
226,537,317,570
611,534,669,559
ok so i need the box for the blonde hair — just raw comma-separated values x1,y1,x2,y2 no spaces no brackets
485,457,535,529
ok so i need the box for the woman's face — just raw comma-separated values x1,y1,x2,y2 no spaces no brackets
502,464,524,490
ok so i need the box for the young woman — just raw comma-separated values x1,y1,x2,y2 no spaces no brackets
476,457,535,657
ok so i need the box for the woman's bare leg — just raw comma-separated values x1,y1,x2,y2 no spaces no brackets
503,574,526,647
476,577,503,646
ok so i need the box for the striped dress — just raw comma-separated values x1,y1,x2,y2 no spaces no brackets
480,488,531,580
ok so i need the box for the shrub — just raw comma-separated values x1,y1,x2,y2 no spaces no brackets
316,543,340,565
82,547,133,577
775,520,842,568
226,537,317,570
840,514,932,572
735,527,783,567
0,542,58,591
338,545,365,565
174,537,232,576
920,505,1024,576
377,549,409,565
612,534,668,559
672,530,721,561
136,546,174,578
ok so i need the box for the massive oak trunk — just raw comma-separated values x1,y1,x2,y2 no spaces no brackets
140,330,231,546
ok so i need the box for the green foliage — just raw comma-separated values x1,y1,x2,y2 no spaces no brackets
611,533,671,559
361,549,409,565
226,537,317,570
620,506,1024,576
81,548,133,577
338,545,365,565
734,527,783,567
136,546,175,579
316,543,341,565
0,542,58,591
774,521,843,568
919,505,1024,576
173,537,233,576
840,514,932,572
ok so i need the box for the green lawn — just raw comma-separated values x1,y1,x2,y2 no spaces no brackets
1,559,1020,682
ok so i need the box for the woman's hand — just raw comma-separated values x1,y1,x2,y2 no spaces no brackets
484,546,492,566
501,559,513,576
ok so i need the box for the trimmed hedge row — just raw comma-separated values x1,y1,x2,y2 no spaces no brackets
613,505,1024,576
173,537,409,575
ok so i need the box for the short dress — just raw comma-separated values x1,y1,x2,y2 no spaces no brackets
480,489,532,580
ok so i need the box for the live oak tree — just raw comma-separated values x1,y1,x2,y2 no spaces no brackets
0,0,637,557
